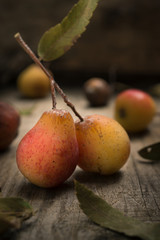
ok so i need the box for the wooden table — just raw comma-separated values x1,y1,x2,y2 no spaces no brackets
0,88,160,240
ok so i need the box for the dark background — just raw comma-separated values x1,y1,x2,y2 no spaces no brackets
1,0,160,90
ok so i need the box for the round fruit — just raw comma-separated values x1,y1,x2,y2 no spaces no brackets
0,102,20,151
75,114,130,175
114,89,156,132
84,78,111,106
17,64,50,98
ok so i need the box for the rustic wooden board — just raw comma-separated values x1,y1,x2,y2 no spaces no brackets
0,88,160,240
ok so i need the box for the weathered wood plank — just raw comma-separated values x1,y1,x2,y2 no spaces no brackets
0,89,160,240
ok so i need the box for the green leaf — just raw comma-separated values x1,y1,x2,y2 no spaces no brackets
38,0,99,61
0,197,33,235
75,180,160,240
138,142,160,161
19,105,35,116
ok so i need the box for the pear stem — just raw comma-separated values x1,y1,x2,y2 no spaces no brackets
14,33,83,121
50,80,57,109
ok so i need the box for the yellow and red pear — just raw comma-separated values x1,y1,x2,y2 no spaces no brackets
16,109,78,188
75,114,130,175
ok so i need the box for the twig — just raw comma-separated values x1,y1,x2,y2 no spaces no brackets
50,80,57,109
14,33,83,121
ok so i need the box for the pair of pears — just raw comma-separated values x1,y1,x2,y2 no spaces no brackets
16,109,130,188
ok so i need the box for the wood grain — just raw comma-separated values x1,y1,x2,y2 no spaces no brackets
0,89,160,240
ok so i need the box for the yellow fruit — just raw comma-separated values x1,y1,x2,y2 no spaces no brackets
17,64,50,98
75,114,130,175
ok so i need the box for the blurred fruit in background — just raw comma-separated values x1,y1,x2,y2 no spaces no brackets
0,102,20,151
84,77,111,106
17,64,50,98
114,89,156,133
149,83,160,98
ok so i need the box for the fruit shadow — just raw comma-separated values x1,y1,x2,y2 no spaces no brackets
128,129,150,141
0,147,10,155
73,168,123,187
137,158,160,165
17,94,45,101
84,102,109,110
17,179,74,201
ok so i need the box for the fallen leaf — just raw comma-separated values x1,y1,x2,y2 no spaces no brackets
19,105,35,116
75,180,160,240
0,197,33,235
138,142,160,161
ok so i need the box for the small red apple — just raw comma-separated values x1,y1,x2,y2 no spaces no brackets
114,89,156,132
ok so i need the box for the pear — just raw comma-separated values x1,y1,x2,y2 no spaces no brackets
0,102,20,151
75,114,130,175
17,64,50,98
16,109,78,188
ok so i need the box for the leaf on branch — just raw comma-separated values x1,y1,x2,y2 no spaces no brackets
0,197,33,235
138,142,160,161
38,0,99,61
74,180,160,240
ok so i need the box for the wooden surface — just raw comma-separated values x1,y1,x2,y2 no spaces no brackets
0,88,160,240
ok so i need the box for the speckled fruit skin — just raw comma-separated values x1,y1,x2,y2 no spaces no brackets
0,102,20,151
115,89,156,133
75,115,130,175
16,110,78,188
17,64,50,98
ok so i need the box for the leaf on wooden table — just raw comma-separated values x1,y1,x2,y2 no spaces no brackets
0,197,33,235
74,180,160,240
138,142,160,161
38,0,99,61
19,105,35,116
